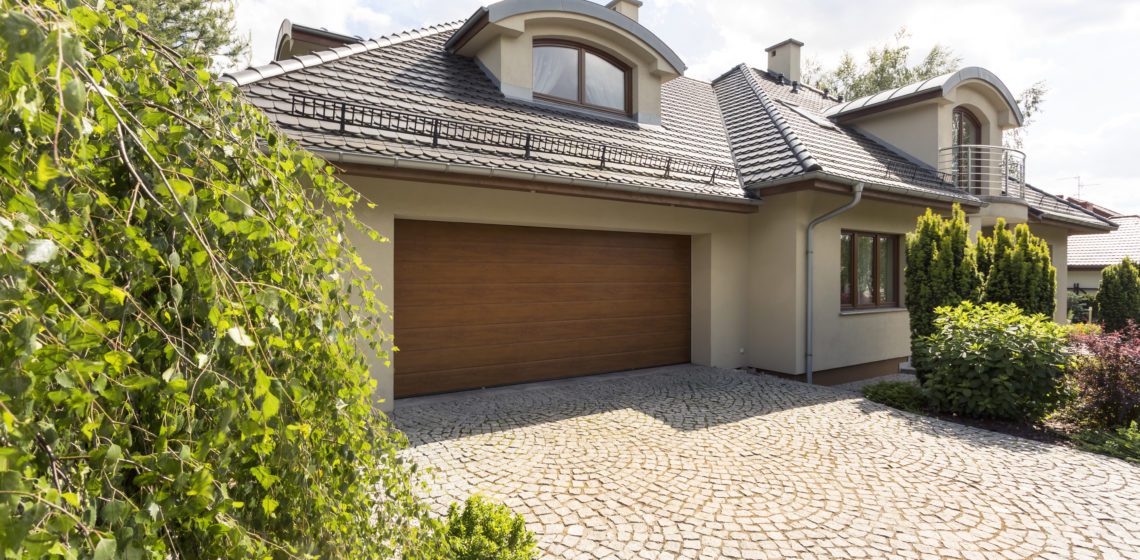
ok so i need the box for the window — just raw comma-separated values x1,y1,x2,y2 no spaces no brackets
951,107,983,193
532,40,630,114
840,231,899,309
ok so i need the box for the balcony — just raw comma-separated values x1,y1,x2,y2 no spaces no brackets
937,145,1026,199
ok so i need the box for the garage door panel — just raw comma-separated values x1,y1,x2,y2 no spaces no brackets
397,298,691,329
396,330,691,374
394,220,690,398
396,220,687,250
397,315,691,350
396,262,689,286
395,347,691,397
395,241,687,266
396,281,689,306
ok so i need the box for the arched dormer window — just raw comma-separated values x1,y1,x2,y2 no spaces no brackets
532,40,631,115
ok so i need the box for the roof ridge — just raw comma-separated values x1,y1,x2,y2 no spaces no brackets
221,20,466,87
736,64,821,173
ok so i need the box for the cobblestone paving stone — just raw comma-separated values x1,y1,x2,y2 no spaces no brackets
393,365,1140,559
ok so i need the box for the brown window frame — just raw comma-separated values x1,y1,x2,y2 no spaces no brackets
840,230,900,310
951,107,984,194
532,39,633,116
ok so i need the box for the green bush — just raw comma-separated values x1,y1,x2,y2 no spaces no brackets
1064,321,1102,339
980,219,1056,317
1097,257,1140,332
445,496,539,560
918,302,1070,421
861,381,928,413
904,205,982,382
1072,422,1140,464
1068,291,1097,324
0,2,438,558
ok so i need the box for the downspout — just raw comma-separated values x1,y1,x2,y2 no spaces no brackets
805,182,864,384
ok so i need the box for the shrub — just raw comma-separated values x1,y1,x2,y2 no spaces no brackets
1068,291,1097,324
980,220,1056,317
0,2,437,558
1064,321,1102,339
1066,326,1140,428
861,381,928,413
445,496,539,560
918,302,1069,420
905,205,982,381
1097,257,1140,332
1071,422,1140,464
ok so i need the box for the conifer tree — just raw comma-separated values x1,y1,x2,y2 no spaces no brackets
1097,257,1140,331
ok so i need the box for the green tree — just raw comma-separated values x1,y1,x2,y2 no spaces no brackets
1097,258,1140,331
905,205,983,379
0,1,440,558
980,220,1056,317
130,0,248,67
809,28,961,100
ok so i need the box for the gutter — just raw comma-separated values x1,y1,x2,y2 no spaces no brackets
805,182,864,385
746,170,980,207
310,148,762,208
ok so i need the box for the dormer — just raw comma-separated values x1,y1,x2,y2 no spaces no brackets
445,0,686,125
823,67,1027,204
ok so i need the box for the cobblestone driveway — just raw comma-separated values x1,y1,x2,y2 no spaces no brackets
394,366,1140,559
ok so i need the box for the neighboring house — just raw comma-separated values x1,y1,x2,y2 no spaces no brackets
1069,214,1140,293
224,0,1113,409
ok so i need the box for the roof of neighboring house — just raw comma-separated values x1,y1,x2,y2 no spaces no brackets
1069,215,1140,268
223,15,1111,228
1061,196,1124,219
823,67,1024,126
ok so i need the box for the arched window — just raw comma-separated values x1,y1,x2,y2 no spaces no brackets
532,40,630,115
952,107,982,146
951,107,983,193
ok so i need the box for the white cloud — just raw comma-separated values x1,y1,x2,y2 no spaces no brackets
232,0,1140,212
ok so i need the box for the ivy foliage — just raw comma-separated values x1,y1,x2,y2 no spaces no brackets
1097,257,1140,332
904,205,982,376
979,219,1056,317
0,1,439,558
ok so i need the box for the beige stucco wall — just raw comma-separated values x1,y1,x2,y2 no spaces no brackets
852,103,941,168
1069,268,1102,292
344,176,749,410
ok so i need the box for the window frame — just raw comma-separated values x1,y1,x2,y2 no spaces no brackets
532,39,633,116
840,230,900,310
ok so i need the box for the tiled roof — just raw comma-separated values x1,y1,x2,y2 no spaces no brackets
1069,215,1140,268
228,23,747,202
225,19,1114,228
712,66,978,204
1026,185,1116,231
823,67,1024,126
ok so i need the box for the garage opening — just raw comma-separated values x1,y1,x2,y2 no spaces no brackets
393,220,691,397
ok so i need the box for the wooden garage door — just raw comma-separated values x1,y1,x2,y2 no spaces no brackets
393,220,691,397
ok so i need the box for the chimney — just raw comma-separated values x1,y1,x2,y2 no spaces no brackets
765,38,804,83
606,0,641,22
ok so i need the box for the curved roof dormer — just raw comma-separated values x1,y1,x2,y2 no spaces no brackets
446,0,686,125
824,67,1024,128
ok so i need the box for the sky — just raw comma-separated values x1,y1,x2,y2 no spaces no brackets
231,0,1140,215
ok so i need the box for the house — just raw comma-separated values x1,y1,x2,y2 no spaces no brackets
224,0,1113,409
1069,214,1140,293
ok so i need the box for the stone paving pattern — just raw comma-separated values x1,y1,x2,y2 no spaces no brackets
394,366,1140,559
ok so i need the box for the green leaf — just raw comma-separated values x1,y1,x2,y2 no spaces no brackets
93,537,117,560
226,326,254,347
262,496,279,516
261,392,280,419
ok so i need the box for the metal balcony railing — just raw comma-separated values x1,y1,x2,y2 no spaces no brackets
937,144,1026,198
